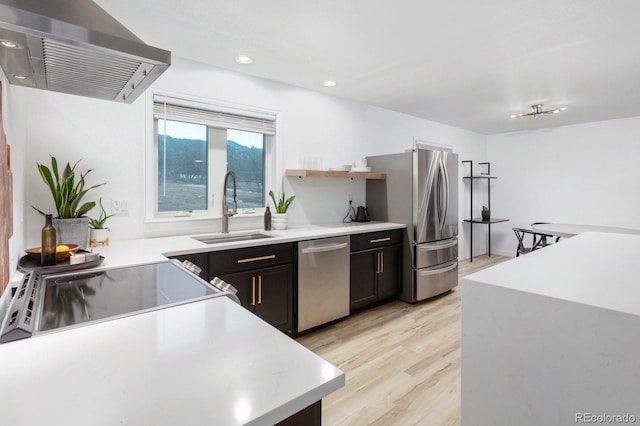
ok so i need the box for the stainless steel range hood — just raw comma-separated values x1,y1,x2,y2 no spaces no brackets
0,0,171,103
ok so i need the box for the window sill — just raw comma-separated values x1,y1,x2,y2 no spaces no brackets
143,211,265,238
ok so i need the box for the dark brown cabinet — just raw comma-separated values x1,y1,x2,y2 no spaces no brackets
349,230,402,313
208,243,295,335
218,264,293,334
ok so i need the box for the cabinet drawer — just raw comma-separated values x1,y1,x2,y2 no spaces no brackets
208,243,295,276
350,229,403,252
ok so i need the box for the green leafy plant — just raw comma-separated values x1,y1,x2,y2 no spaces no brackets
33,155,105,218
88,198,114,229
482,205,489,211
268,190,296,213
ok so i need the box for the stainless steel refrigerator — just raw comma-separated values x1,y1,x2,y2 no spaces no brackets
366,148,458,303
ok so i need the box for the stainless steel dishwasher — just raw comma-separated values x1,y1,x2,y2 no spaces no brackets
297,236,350,332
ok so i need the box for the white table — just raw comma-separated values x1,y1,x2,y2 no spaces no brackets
531,223,640,238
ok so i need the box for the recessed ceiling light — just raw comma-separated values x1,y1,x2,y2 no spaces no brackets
0,39,22,49
322,80,337,87
235,55,253,65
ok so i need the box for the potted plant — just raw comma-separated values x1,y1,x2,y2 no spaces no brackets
33,155,105,249
268,190,296,230
89,198,113,247
481,205,491,221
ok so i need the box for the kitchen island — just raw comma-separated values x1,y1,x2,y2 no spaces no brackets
461,232,640,425
0,294,344,425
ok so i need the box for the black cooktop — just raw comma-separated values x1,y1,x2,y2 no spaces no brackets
1,261,222,343
39,261,218,332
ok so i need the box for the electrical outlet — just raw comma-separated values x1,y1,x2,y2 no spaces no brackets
112,199,129,216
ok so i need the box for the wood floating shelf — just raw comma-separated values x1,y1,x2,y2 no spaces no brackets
285,169,386,180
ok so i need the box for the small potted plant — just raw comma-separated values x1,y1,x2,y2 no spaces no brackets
268,190,296,230
33,155,105,248
88,198,113,247
481,205,491,221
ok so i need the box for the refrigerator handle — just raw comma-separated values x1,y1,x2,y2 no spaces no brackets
440,157,449,233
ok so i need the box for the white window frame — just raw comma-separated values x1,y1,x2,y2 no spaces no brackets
143,90,282,236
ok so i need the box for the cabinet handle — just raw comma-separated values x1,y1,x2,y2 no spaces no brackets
370,237,391,243
257,275,262,305
237,254,276,264
380,250,384,273
376,251,381,274
251,276,256,306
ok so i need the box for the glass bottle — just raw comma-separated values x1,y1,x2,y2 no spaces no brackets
264,204,272,231
41,214,57,266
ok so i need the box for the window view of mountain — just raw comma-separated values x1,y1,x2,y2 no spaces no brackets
157,135,264,211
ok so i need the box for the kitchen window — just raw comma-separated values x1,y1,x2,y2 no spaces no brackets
151,95,276,220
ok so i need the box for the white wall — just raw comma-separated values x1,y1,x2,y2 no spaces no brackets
487,116,640,257
20,56,487,258
3,72,28,283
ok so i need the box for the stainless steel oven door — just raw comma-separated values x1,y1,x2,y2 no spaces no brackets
414,238,458,269
414,260,458,301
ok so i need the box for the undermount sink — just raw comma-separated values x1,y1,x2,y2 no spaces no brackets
192,232,274,245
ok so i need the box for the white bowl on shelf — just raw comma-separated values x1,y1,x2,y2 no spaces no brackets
350,166,372,172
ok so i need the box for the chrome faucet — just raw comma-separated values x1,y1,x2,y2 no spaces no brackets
222,171,237,233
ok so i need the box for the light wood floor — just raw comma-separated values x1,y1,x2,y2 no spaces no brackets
296,254,510,426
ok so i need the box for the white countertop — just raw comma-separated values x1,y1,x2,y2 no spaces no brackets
0,296,344,425
1,221,405,424
464,231,640,316
90,221,405,270
10,221,405,283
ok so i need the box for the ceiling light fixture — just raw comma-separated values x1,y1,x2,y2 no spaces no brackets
12,74,28,80
510,104,567,119
322,80,337,87
235,55,253,65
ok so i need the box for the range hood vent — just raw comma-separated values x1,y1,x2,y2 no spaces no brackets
0,0,171,103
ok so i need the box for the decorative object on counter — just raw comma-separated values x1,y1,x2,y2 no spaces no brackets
33,155,105,249
268,190,295,230
89,198,113,247
272,213,288,230
264,204,272,231
481,205,491,221
69,253,86,265
41,213,57,265
26,244,80,262
18,249,104,274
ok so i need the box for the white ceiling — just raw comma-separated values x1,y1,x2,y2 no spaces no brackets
96,0,640,135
